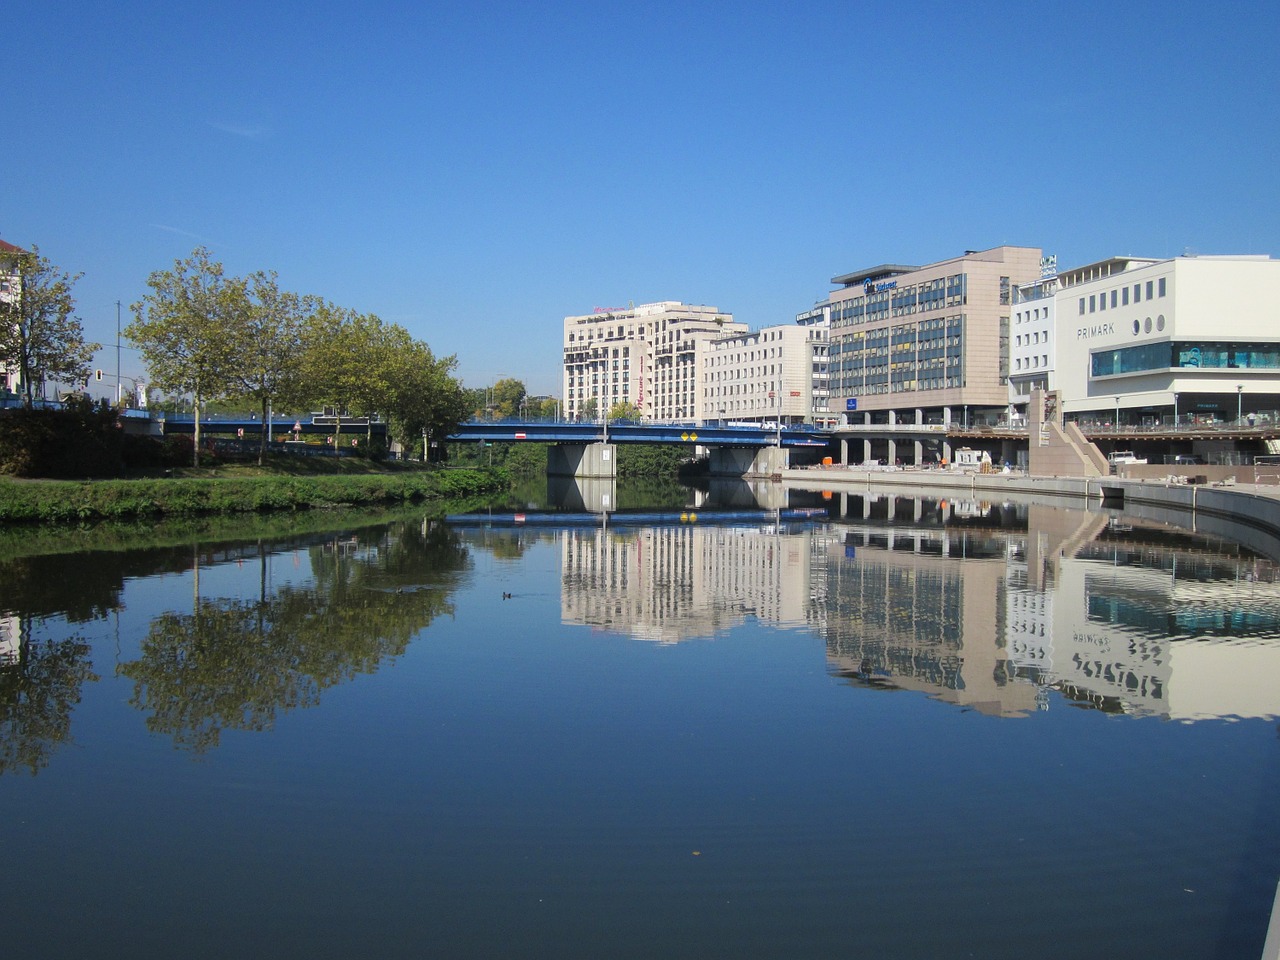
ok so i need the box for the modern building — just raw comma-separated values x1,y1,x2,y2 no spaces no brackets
1048,254,1280,425
1008,254,1065,423
562,301,745,422
701,321,830,426
825,245,1042,427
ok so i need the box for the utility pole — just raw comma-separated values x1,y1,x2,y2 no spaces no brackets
116,301,122,405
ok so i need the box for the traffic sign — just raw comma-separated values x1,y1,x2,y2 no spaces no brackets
846,398,858,411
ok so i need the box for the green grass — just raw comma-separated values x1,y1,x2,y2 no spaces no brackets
0,466,509,525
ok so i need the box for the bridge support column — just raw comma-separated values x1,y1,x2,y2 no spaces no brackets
708,445,789,478
548,443,616,478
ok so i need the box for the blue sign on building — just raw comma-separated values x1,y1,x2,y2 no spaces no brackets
846,398,858,411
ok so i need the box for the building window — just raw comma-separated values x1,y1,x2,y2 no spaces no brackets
1133,283,1141,303
1110,290,1117,308
1122,287,1129,306
1079,298,1085,315
1158,277,1167,297
1089,295,1096,313
1146,280,1154,300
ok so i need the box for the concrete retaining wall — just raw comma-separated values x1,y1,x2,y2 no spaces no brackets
781,466,1280,562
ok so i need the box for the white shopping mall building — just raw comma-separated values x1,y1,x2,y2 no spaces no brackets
1012,254,1280,426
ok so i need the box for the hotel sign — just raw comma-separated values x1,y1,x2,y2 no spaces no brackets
1040,255,1058,280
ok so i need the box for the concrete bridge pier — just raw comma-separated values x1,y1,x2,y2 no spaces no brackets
708,445,790,478
548,443,616,478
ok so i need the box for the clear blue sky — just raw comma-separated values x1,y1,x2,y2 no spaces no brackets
6,0,1278,398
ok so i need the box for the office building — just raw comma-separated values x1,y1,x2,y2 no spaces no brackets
825,245,1042,426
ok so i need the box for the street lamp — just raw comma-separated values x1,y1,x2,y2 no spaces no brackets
1238,384,1244,423
1173,392,1179,426
1114,396,1120,431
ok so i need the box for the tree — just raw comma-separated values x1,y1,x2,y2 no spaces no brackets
385,339,470,461
0,245,99,408
225,272,314,464
303,305,399,447
608,401,642,422
128,248,243,466
489,377,526,419
578,396,598,421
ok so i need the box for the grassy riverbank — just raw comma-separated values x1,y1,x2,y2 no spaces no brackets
0,463,509,524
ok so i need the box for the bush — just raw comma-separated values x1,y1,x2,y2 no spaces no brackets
0,400,123,478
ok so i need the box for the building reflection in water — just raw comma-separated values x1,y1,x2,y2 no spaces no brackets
549,478,1280,720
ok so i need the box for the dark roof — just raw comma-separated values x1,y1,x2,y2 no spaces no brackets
830,263,920,287
0,238,29,255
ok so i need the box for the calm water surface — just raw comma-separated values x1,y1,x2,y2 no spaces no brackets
2,483,1279,959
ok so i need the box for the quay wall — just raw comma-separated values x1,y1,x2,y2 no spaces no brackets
781,466,1280,562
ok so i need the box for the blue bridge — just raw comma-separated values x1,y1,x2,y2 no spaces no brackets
451,420,829,448
159,415,832,477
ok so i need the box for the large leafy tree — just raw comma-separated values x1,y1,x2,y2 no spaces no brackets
386,341,470,461
0,245,99,408
127,248,243,465
225,272,314,463
303,305,399,447
489,377,526,419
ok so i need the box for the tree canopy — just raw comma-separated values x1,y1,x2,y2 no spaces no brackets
128,247,243,464
0,245,99,408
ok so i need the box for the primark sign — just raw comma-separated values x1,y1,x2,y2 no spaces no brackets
1077,322,1115,339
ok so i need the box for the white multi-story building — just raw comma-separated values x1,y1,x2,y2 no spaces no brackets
1050,254,1280,424
701,322,830,426
1008,254,1066,422
562,301,745,422
0,239,27,396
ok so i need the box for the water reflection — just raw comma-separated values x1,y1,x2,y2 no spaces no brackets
0,621,97,775
530,479,1280,720
120,520,469,752
0,518,470,766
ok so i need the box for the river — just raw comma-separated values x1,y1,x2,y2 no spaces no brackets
2,479,1278,959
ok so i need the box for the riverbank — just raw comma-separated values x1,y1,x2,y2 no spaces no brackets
0,466,508,524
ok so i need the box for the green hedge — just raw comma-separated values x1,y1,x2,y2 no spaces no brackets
0,468,508,525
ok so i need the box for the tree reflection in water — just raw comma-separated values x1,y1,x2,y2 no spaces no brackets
0,630,99,775
120,519,470,753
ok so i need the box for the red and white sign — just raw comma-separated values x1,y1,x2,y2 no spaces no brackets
514,432,526,439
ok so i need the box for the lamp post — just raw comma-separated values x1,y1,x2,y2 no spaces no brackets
1114,396,1120,431
1238,384,1244,424
115,301,122,405
1173,392,1179,427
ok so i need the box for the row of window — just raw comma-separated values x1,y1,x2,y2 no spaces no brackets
1091,341,1280,377
1078,277,1167,315
1015,331,1050,347
831,277,968,326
